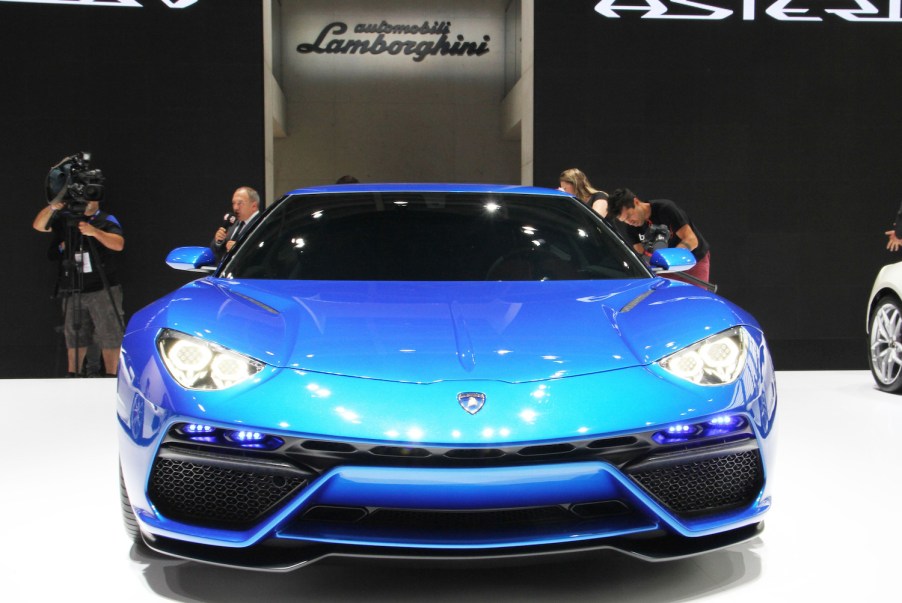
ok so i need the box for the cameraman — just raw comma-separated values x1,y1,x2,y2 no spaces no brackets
607,188,711,285
33,195,125,377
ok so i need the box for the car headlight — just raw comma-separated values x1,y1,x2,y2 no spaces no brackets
157,329,264,390
657,327,748,386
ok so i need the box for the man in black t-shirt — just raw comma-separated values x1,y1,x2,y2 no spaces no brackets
33,197,125,376
607,188,711,285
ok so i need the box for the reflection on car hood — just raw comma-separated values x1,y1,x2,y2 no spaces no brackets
139,278,752,383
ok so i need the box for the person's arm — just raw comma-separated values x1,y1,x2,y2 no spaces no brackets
591,197,608,218
656,200,699,252
887,202,902,250
673,223,699,252
33,202,64,232
78,221,124,251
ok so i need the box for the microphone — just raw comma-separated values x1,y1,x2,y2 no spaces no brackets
221,212,236,229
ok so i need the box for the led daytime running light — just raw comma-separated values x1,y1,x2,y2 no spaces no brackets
229,430,265,442
652,414,748,445
183,423,216,434
173,423,284,450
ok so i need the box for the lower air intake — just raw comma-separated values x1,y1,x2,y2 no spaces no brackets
627,446,764,516
148,448,309,529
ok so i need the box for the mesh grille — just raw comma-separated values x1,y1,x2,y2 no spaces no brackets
294,500,633,534
148,456,307,529
365,506,573,531
628,449,763,516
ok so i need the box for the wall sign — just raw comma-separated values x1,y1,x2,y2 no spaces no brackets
297,21,491,63
595,0,902,22
0,0,198,7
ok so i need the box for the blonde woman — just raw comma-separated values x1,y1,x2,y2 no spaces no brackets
558,168,608,217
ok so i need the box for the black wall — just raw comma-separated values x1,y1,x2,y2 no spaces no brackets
3,1,897,376
534,1,901,370
2,0,264,378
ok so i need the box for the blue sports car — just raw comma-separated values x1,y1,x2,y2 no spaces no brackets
117,184,777,570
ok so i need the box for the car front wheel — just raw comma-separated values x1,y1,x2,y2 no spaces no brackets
869,295,902,393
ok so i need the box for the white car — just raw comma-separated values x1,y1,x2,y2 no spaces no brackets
867,261,902,392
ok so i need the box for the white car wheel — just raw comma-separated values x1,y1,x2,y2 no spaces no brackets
869,296,902,392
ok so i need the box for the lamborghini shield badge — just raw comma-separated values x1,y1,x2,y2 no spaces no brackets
457,392,486,415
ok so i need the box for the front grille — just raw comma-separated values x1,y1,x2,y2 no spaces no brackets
151,421,762,529
148,449,311,529
627,445,763,516
291,500,633,535
367,506,574,530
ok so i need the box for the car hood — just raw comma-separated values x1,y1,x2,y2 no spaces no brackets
133,277,753,383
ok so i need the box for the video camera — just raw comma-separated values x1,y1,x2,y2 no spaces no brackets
45,152,105,216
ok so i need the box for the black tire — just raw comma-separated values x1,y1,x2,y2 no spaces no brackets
868,295,902,393
119,463,142,544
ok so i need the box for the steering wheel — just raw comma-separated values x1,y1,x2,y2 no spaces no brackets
485,247,563,280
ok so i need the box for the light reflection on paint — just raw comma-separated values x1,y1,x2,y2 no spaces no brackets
335,406,360,424
520,409,538,423
307,383,331,398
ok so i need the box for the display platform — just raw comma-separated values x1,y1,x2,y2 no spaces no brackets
2,371,897,601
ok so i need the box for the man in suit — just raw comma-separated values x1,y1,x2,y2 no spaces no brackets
211,186,261,261
886,201,902,251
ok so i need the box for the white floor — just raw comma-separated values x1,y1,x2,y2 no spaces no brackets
2,371,899,601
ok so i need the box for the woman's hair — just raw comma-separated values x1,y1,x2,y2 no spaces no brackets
559,168,599,203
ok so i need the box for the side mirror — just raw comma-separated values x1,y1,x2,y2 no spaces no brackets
166,246,217,272
648,248,696,273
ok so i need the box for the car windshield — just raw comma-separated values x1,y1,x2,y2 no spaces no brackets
219,192,649,281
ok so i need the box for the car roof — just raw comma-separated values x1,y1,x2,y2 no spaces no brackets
283,183,572,197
